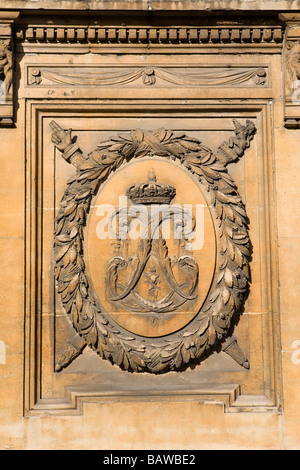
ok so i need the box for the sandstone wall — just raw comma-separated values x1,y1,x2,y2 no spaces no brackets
0,1,299,450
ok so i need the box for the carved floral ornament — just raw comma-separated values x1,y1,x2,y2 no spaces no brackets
51,120,256,374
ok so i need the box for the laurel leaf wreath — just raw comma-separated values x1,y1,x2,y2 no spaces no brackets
54,124,255,373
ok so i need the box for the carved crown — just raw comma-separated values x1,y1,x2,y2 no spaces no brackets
126,169,176,205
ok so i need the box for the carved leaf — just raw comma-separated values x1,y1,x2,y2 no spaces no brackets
224,205,235,221
174,349,183,369
75,289,83,311
131,128,144,142
86,327,98,349
222,287,230,305
116,349,124,366
235,247,244,267
227,241,235,261
164,143,185,157
224,268,233,288
216,191,235,204
75,189,91,200
179,139,201,152
215,200,223,219
129,354,146,371
122,353,130,370
201,166,221,180
181,345,190,364
70,304,79,325
69,244,77,263
56,233,71,243
67,273,79,294
55,244,70,262
151,362,169,373
122,143,139,158
210,287,221,303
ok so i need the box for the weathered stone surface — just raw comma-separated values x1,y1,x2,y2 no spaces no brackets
0,0,299,10
0,0,299,451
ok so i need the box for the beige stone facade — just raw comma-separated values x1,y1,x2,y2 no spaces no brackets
0,0,300,450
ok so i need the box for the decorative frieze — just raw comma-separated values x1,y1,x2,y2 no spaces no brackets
15,25,283,47
16,10,283,416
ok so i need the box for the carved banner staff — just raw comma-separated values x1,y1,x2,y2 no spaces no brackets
51,121,256,373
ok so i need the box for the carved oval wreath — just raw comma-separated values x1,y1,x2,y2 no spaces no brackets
54,126,253,373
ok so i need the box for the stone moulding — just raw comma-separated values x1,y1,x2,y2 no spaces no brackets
29,383,278,417
15,25,283,47
24,100,281,416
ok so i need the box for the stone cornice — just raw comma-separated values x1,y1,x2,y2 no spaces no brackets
278,13,300,23
15,24,284,47
0,12,20,22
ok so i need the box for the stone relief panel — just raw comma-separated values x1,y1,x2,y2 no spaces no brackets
24,103,279,415
51,120,255,374
18,10,282,417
